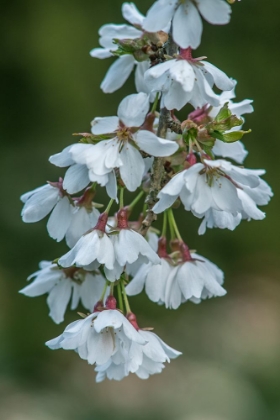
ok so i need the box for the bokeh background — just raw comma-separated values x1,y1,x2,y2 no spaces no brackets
0,0,279,419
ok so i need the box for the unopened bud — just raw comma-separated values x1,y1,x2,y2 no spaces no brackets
186,153,197,166
105,296,117,310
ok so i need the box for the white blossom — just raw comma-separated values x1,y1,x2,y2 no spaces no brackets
143,0,231,49
153,160,273,233
70,93,178,192
21,181,73,242
126,258,171,304
58,228,115,273
90,3,148,93
144,54,234,111
95,329,181,382
49,145,90,194
19,261,107,324
106,227,161,281
46,310,146,366
164,252,226,309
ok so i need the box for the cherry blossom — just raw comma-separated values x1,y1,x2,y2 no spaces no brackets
20,262,108,324
143,0,231,49
70,93,178,192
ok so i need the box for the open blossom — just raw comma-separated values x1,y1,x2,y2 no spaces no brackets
90,3,154,94
164,248,226,309
144,50,234,111
127,238,225,309
153,159,273,233
49,145,90,194
58,213,115,274
105,209,161,281
143,0,231,49
21,181,100,246
19,262,108,323
95,328,181,382
46,309,146,366
70,93,178,192
58,210,160,281
21,180,73,242
46,304,181,381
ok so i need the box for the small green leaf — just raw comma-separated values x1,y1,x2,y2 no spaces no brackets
215,103,231,122
212,129,251,143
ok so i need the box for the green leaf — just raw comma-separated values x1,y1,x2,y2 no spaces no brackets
215,103,231,122
212,129,251,143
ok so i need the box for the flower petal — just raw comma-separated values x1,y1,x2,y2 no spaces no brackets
117,93,149,127
135,130,179,156
101,55,135,93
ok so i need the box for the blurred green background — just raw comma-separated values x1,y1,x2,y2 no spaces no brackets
0,0,279,419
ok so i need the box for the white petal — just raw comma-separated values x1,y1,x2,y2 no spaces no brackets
63,164,90,194
143,0,177,32
47,279,72,324
135,130,178,156
122,2,144,26
117,93,149,127
197,0,231,24
105,170,118,200
49,145,74,167
212,140,248,164
202,61,234,91
119,143,145,191
173,2,202,49
126,263,150,296
169,60,195,92
91,116,119,135
90,48,112,59
47,196,73,242
101,55,135,93
21,185,59,223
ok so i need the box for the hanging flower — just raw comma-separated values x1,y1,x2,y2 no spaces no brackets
105,208,161,281
127,238,225,309
143,0,231,49
90,3,146,93
153,159,273,233
21,179,74,242
95,317,181,382
58,212,115,272
144,48,234,111
46,306,146,367
70,93,178,192
19,261,108,324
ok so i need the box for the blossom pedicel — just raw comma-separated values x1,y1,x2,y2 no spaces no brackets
20,0,272,382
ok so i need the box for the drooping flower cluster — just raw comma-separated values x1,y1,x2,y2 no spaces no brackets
20,0,272,383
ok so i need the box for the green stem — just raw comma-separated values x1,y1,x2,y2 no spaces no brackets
105,198,114,214
167,209,175,240
121,278,131,314
100,281,109,302
117,283,124,312
110,282,114,296
119,188,124,209
90,182,97,191
128,190,144,211
162,211,167,237
151,92,160,114
168,209,183,241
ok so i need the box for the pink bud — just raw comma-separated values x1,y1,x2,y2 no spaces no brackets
105,296,117,310
186,153,197,166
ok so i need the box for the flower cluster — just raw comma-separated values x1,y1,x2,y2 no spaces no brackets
20,0,272,383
